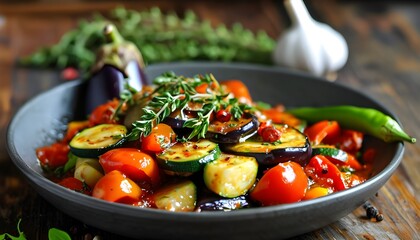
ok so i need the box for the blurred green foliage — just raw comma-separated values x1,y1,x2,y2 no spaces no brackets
20,7,276,72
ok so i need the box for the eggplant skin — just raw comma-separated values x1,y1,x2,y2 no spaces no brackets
196,195,253,211
222,126,312,166
223,141,312,167
85,65,125,115
206,114,259,144
163,116,187,130
256,142,312,166
163,114,259,143
85,61,148,116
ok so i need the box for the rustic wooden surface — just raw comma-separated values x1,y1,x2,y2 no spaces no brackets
1,1,419,239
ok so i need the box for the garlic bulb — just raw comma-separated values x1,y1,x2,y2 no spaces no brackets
273,0,348,77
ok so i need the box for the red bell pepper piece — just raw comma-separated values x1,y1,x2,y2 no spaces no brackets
304,120,341,145
305,155,346,191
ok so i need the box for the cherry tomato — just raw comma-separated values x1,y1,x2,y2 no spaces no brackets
141,123,176,153
58,177,91,195
250,161,308,206
304,120,341,145
36,142,70,169
92,170,142,204
99,148,161,188
304,155,346,191
220,80,252,104
61,67,79,80
257,121,270,135
260,126,281,142
215,109,232,122
88,99,119,127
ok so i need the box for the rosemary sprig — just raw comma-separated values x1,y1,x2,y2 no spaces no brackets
126,72,251,141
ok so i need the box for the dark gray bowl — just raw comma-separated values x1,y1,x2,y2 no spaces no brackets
7,62,403,240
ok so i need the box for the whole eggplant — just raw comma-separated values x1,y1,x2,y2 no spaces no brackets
85,24,148,115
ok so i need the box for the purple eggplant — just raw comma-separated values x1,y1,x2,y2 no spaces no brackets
163,113,259,143
205,114,259,144
222,125,312,166
197,195,253,211
85,24,148,115
195,186,254,211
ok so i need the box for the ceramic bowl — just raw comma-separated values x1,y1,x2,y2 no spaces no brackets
7,63,403,240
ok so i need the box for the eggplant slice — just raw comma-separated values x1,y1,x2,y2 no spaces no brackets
206,114,259,144
164,113,259,144
222,125,312,166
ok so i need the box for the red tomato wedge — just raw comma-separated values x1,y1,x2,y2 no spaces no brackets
88,99,119,127
58,177,90,195
220,80,252,104
304,120,340,145
141,123,176,153
99,148,161,187
92,170,142,204
250,161,308,206
36,142,70,169
262,108,303,129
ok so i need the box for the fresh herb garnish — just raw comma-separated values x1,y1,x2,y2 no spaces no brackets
0,219,25,240
0,219,71,240
126,72,251,141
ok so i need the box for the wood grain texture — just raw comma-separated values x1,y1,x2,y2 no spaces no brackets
1,0,419,239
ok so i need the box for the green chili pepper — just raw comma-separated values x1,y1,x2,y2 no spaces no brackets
288,105,416,143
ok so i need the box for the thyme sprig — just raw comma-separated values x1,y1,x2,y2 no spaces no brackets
126,72,251,141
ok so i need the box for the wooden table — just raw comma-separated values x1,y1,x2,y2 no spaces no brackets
1,1,419,239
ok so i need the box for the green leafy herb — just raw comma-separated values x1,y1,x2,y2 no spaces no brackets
19,7,276,72
1,219,72,240
0,219,26,240
126,72,251,141
48,228,71,240
53,152,78,178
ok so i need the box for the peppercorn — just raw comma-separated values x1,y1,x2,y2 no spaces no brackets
363,201,384,222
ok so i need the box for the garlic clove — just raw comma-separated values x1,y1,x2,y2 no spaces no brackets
273,0,348,77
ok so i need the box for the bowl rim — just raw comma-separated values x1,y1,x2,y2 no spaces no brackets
7,62,404,221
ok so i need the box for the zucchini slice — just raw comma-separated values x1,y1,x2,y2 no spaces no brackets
153,180,197,212
69,124,127,158
156,139,220,175
204,153,258,198
312,145,348,162
222,125,311,166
